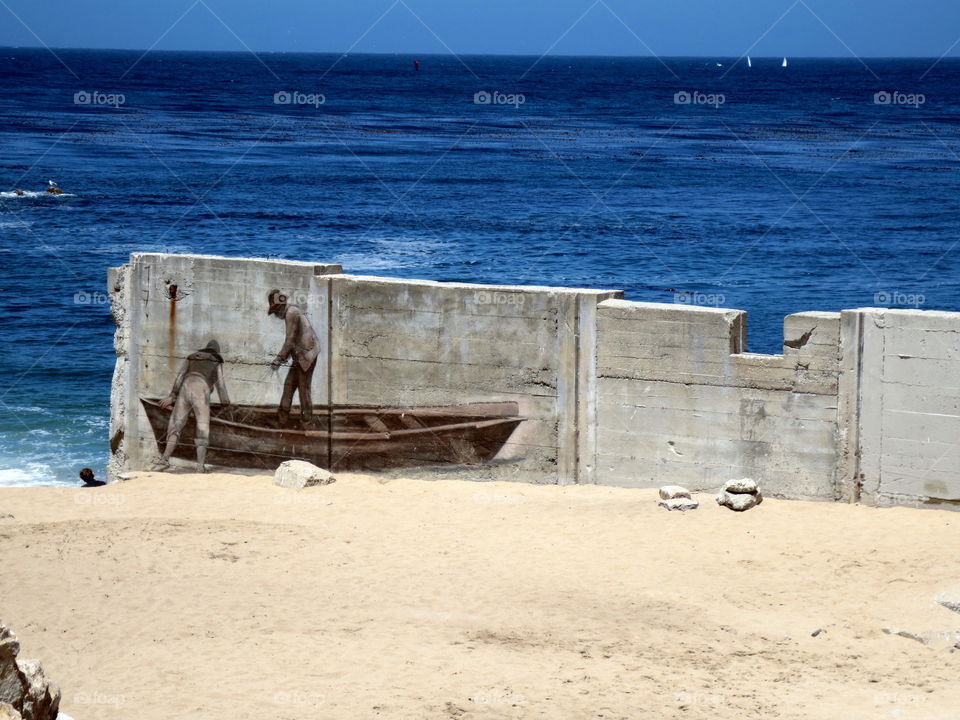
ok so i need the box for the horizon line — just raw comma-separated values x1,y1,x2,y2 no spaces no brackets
0,45,955,60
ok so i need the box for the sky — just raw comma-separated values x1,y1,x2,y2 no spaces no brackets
0,0,957,57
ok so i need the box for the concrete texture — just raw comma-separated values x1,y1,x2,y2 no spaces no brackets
593,300,841,500
839,308,960,509
327,274,619,483
107,254,960,509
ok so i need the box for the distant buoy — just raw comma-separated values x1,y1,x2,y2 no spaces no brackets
413,59,420,72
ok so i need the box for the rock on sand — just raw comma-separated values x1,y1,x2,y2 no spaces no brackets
0,622,60,720
716,489,763,512
658,485,691,500
658,497,699,512
274,460,336,489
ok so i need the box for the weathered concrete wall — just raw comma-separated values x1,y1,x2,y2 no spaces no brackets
838,309,960,509
107,253,960,509
593,300,841,499
108,253,619,484
327,276,619,483
110,253,341,474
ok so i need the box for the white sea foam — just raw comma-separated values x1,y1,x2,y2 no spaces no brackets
0,462,57,486
82,243,195,256
332,253,411,270
334,237,447,271
0,191,76,198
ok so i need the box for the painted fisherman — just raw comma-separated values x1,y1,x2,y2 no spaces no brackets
267,289,320,426
151,340,230,473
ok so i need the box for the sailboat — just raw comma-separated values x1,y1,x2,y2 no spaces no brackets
782,57,788,68
747,56,752,68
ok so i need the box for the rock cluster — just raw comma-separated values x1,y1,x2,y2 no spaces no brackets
658,485,698,511
0,623,60,720
274,459,337,489
716,478,763,512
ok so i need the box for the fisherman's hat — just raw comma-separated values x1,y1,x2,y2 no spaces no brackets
267,289,288,316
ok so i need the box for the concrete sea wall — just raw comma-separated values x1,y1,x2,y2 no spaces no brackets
108,253,960,509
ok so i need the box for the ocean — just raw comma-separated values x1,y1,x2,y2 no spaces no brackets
0,48,957,486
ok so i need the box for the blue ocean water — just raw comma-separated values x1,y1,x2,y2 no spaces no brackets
0,49,958,486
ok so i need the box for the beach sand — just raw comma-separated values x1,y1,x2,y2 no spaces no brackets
1,472,959,720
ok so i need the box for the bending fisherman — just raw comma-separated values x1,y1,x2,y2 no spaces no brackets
151,340,230,473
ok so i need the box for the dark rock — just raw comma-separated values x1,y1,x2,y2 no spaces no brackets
0,623,60,720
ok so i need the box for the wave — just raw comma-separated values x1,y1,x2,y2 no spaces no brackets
0,191,77,198
333,252,421,271
333,237,448,271
4,405,52,415
80,243,195,256
0,462,58,486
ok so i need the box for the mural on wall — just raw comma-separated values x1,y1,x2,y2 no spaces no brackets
141,289,525,472
149,339,229,474
267,289,320,427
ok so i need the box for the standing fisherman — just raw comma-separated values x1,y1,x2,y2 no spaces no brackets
267,289,320,426
151,340,230,473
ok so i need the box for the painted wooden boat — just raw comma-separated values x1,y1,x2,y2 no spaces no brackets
140,397,524,471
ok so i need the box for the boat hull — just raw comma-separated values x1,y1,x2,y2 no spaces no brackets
140,398,524,472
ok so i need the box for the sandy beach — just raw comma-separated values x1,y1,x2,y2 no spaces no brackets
2,472,959,720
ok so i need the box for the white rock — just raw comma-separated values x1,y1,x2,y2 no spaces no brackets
722,478,759,495
658,498,699,512
274,460,336,489
658,485,691,500
935,591,960,615
716,489,763,512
